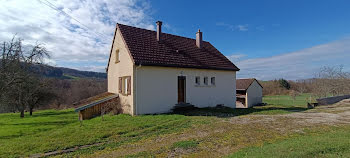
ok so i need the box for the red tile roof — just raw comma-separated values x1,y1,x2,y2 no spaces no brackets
236,78,263,90
109,23,239,71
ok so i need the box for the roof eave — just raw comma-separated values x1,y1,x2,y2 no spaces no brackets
75,94,119,112
135,62,239,71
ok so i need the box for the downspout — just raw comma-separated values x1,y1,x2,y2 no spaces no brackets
245,91,248,108
135,64,142,115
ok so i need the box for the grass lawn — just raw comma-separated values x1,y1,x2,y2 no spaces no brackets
0,110,198,157
263,93,315,106
229,126,350,158
0,94,348,157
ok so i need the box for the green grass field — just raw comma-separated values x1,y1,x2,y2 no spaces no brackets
0,94,349,157
0,110,198,157
263,93,315,106
229,126,350,158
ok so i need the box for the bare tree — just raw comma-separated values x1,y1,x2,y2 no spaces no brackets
24,78,56,115
0,37,51,117
289,90,298,102
312,66,350,98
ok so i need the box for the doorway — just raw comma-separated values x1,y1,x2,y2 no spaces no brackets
178,76,186,103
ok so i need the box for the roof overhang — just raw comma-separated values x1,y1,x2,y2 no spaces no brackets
75,94,119,112
135,62,239,71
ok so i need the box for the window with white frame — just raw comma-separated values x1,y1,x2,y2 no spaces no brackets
204,77,208,85
195,76,200,85
211,77,215,85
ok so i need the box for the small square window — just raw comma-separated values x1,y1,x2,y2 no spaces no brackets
211,77,215,85
204,77,208,85
195,76,200,85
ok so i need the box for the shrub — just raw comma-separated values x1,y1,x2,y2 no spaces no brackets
279,78,291,90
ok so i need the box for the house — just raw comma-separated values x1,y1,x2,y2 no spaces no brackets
236,78,263,108
106,21,240,115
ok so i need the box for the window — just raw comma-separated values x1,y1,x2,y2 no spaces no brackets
204,77,208,85
124,77,128,94
115,49,120,63
119,76,131,95
195,76,200,85
211,77,215,85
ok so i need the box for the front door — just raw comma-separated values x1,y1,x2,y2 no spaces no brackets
178,76,186,103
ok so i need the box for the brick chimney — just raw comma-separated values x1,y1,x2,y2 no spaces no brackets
156,21,162,41
196,29,202,48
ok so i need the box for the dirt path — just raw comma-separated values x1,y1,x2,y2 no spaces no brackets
30,142,105,158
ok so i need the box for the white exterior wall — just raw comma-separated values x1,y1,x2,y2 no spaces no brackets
107,29,134,115
246,80,263,108
135,66,236,114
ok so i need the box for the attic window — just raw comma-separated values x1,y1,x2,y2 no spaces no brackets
115,49,120,63
195,76,200,85
204,77,208,85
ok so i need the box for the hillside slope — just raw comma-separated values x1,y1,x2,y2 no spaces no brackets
31,64,107,79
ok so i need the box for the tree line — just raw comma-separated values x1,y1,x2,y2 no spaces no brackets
261,66,350,98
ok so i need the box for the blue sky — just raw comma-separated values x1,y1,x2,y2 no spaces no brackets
152,0,350,57
1,0,350,80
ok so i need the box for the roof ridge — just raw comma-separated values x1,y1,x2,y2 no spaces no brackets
117,23,210,43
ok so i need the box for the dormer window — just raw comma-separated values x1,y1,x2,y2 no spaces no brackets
115,49,120,63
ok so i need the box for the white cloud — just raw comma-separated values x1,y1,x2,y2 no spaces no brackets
236,24,248,31
216,22,248,32
0,0,154,72
233,38,350,80
43,58,57,66
226,53,247,62
163,22,178,34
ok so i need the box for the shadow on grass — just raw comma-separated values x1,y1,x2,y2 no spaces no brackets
29,110,75,117
8,120,76,126
171,106,309,118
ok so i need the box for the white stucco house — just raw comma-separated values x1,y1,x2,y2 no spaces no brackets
236,78,263,108
106,21,240,115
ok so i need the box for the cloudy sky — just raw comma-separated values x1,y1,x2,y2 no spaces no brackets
1,0,350,80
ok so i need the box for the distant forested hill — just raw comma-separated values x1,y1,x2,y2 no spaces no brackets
31,65,107,79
